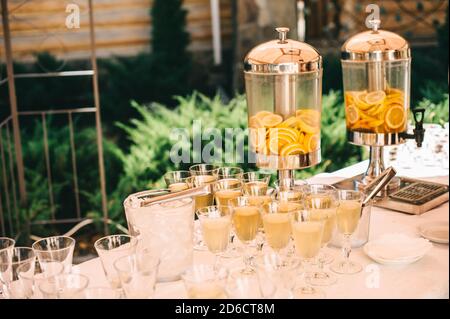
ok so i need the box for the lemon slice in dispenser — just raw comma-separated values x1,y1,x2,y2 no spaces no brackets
364,90,386,105
255,111,273,120
249,115,264,128
278,116,299,128
304,133,320,152
280,143,307,156
385,104,406,130
296,111,320,134
346,104,359,125
262,114,283,128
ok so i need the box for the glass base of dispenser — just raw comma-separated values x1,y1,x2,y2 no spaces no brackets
255,149,321,170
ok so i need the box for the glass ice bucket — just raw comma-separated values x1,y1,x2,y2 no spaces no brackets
124,192,194,282
330,204,371,248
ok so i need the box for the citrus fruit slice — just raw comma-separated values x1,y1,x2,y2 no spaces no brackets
261,114,283,128
346,104,359,125
278,116,299,128
267,128,299,154
280,143,307,156
303,133,320,152
297,112,320,134
249,115,263,128
255,111,273,120
385,104,406,130
364,90,386,105
354,91,372,110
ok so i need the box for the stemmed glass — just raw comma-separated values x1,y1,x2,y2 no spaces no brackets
38,273,89,299
32,236,75,274
254,252,301,298
230,196,263,274
331,190,364,275
0,237,15,297
218,166,244,180
0,247,35,298
164,170,191,192
17,260,64,299
114,250,160,299
196,206,232,269
303,184,338,286
291,207,325,298
182,264,228,299
94,235,138,293
262,201,292,260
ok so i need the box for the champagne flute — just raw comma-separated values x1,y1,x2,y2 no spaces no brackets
196,206,232,269
303,184,338,286
230,196,263,274
330,190,364,275
291,208,325,298
163,170,191,192
189,164,219,211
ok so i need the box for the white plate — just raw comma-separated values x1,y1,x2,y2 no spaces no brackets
419,221,449,244
363,245,424,266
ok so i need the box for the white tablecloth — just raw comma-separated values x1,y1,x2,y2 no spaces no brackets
74,161,449,299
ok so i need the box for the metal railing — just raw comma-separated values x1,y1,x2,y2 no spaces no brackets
0,0,108,239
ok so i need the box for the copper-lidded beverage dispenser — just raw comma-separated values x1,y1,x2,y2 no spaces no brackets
341,19,425,193
244,27,323,180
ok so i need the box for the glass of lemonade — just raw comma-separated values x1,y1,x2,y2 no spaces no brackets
230,196,263,274
182,264,228,299
214,178,243,209
303,184,338,286
196,206,232,268
218,166,244,180
164,170,191,192
262,201,292,257
291,207,326,299
331,190,364,275
242,172,271,196
189,164,219,212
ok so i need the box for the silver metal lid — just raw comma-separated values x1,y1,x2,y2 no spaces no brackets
341,19,411,62
244,27,322,74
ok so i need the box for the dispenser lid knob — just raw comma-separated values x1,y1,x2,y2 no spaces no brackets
275,27,290,43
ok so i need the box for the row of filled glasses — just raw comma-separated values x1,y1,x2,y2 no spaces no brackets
165,165,366,298
0,235,160,299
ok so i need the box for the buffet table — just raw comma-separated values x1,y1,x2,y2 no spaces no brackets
74,161,449,299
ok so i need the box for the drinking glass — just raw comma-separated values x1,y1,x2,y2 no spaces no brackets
218,166,244,180
213,178,243,208
189,164,219,212
114,250,160,299
225,269,275,299
331,190,364,275
254,252,301,298
17,260,64,299
164,170,191,192
291,208,325,298
242,172,271,196
0,247,35,298
230,196,263,274
32,236,75,274
274,178,308,192
38,273,89,299
262,201,292,258
196,206,232,268
0,237,15,297
303,184,338,286
94,235,138,291
83,287,121,299
181,264,228,299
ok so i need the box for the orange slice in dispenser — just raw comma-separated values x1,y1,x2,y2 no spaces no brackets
267,128,299,154
261,114,283,128
249,115,264,128
278,116,299,128
280,143,307,156
354,91,372,110
303,133,320,152
385,104,406,130
364,90,386,105
346,104,359,125
296,111,320,134
255,111,273,120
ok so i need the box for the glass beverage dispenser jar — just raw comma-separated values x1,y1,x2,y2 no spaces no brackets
244,27,323,178
341,19,416,189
